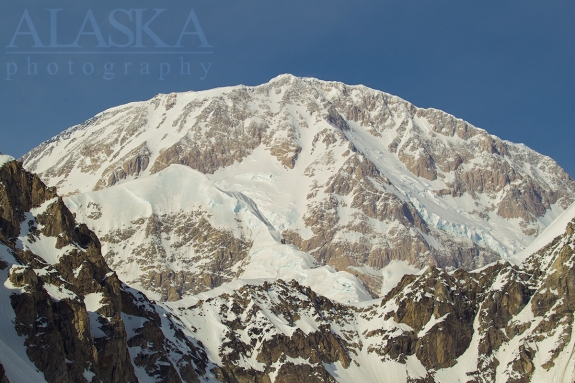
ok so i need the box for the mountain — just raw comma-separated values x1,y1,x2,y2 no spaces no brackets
2,157,575,382
21,75,575,301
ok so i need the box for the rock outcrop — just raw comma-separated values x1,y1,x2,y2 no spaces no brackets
0,364,9,383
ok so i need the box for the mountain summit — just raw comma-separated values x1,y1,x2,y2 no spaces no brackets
22,75,575,301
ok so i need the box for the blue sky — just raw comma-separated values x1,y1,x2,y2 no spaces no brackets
1,1,574,177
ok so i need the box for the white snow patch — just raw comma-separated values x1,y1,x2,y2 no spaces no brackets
0,155,14,169
83,368,95,382
418,313,449,338
84,292,105,312
380,261,421,297
30,197,58,217
43,283,77,302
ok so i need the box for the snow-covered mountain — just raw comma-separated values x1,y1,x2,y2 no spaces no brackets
21,75,575,301
2,158,575,383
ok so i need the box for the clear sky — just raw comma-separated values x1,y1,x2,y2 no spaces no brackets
1,1,574,177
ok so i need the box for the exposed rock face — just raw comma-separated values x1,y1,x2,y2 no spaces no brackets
0,160,58,240
101,211,252,301
21,75,575,300
0,364,9,383
94,143,151,190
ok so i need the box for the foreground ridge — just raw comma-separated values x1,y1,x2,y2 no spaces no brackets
165,201,575,382
0,160,209,382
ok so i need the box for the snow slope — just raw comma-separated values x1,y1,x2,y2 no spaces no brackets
0,155,14,169
511,201,575,264
64,165,371,303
